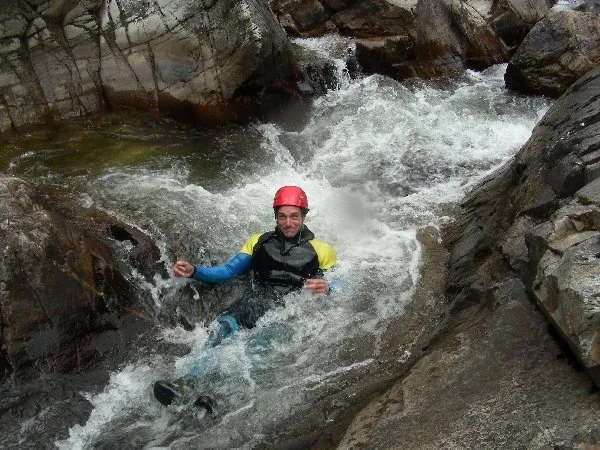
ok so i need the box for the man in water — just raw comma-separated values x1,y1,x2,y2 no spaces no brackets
154,186,337,407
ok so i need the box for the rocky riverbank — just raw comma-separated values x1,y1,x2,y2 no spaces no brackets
3,0,600,133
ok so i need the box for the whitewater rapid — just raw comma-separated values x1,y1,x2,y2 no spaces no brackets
0,43,552,448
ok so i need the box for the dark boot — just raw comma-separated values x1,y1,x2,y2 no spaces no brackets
193,395,216,414
153,378,195,406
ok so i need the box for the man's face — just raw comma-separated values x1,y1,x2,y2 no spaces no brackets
276,206,304,238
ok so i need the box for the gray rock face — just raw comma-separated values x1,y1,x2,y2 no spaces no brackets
0,0,298,132
0,175,163,382
100,0,297,120
505,7,600,98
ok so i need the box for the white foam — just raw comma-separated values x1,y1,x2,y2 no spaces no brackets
55,365,160,450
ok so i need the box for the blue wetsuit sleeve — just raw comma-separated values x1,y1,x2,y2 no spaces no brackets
191,253,252,283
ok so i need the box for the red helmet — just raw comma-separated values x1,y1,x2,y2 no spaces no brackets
273,186,309,209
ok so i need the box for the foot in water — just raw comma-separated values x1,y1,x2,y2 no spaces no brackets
153,379,193,406
153,314,237,410
153,379,215,414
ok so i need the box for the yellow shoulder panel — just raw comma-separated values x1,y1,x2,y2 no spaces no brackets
240,233,262,255
309,240,337,270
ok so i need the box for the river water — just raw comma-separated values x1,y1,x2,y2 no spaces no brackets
1,37,550,449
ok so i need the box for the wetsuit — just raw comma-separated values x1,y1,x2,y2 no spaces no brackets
153,226,337,406
191,225,336,329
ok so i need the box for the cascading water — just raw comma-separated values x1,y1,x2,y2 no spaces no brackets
1,36,551,449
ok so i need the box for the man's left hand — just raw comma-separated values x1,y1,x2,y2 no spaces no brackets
304,278,328,296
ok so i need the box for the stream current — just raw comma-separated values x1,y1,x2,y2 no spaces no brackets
0,39,550,449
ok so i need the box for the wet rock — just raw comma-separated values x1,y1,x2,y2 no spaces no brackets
499,215,536,280
520,182,558,219
350,0,468,80
332,0,415,38
505,7,600,98
488,0,554,49
291,37,356,94
339,0,546,81
0,372,101,448
271,0,332,35
99,0,298,124
355,35,416,79
577,177,600,205
488,11,531,49
443,59,600,388
547,153,586,197
451,0,510,69
534,232,600,386
321,0,353,11
0,175,164,382
500,0,554,24
339,278,600,448
351,0,512,81
413,0,469,77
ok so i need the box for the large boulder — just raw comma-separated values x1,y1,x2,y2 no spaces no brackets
331,0,416,38
410,0,469,78
0,175,165,382
99,0,298,123
0,0,299,132
272,0,552,82
526,184,600,385
353,0,550,81
444,62,600,386
505,6,600,98
451,0,510,69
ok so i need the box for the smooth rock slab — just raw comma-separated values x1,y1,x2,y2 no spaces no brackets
339,279,600,449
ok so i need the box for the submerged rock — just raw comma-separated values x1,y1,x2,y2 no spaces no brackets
0,175,164,382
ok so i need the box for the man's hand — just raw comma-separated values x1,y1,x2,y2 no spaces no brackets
304,278,329,296
173,260,194,278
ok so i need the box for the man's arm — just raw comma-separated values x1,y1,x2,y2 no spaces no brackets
172,234,261,283
173,253,252,283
